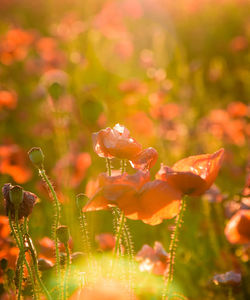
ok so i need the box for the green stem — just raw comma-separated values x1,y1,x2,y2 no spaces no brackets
24,218,52,300
114,212,125,256
163,197,186,300
38,168,61,298
106,158,112,176
63,244,70,300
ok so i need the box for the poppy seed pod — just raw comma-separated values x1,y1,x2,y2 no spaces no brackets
2,183,37,219
9,185,23,208
76,193,89,209
28,147,44,168
56,225,70,245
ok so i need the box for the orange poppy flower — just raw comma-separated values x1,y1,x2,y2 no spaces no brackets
156,149,224,196
83,171,181,225
92,124,142,160
136,241,169,276
95,233,116,251
0,144,32,183
0,90,17,110
224,209,250,244
130,147,158,171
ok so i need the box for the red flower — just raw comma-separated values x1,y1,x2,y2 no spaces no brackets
95,233,116,251
224,209,250,244
92,124,142,160
156,149,224,196
136,241,169,276
130,147,158,171
83,171,181,225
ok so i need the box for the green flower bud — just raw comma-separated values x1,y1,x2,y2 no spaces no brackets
76,193,89,209
9,185,23,208
56,225,70,245
0,258,8,271
28,147,44,168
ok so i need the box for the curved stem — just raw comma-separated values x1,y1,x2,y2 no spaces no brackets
163,197,186,300
38,168,61,298
24,218,52,300
63,244,70,300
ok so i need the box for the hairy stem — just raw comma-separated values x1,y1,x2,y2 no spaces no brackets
24,218,52,300
63,243,70,300
38,168,61,298
163,197,186,300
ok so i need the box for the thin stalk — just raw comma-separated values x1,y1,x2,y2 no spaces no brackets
63,244,70,300
163,197,186,300
11,212,37,300
106,158,112,176
24,218,52,300
38,168,61,297
114,212,125,256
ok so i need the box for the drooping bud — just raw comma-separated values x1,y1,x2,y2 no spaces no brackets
56,225,70,245
9,185,23,209
76,194,89,209
28,147,44,168
38,258,54,271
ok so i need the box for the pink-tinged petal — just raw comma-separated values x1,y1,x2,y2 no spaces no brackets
130,147,158,170
136,180,182,225
156,149,225,196
92,124,142,160
82,190,110,212
224,209,250,244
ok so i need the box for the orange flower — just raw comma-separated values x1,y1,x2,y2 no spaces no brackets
95,233,116,251
92,124,142,160
0,144,32,183
130,147,158,171
156,149,224,196
224,209,250,244
83,171,181,225
136,241,169,276
0,90,17,110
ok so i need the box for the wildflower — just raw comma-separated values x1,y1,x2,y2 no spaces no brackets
92,124,142,160
2,183,37,219
0,90,17,110
136,241,169,276
95,233,116,251
83,171,181,225
0,144,32,184
156,149,224,196
213,271,241,287
224,209,250,244
130,147,158,170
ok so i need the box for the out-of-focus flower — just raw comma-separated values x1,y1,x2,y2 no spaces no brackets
83,171,182,225
92,124,142,160
126,112,154,138
2,183,37,220
95,233,116,251
227,102,248,118
203,185,225,203
130,147,158,171
136,241,169,275
53,152,91,188
70,278,136,300
0,216,19,277
156,149,224,196
0,144,32,183
0,28,33,65
213,271,241,287
224,209,250,244
230,36,248,52
0,90,17,110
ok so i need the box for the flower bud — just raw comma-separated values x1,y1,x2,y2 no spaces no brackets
9,185,23,209
28,147,44,168
76,194,89,209
38,258,54,271
0,258,8,271
57,225,70,245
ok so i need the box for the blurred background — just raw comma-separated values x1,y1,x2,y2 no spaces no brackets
0,0,249,299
